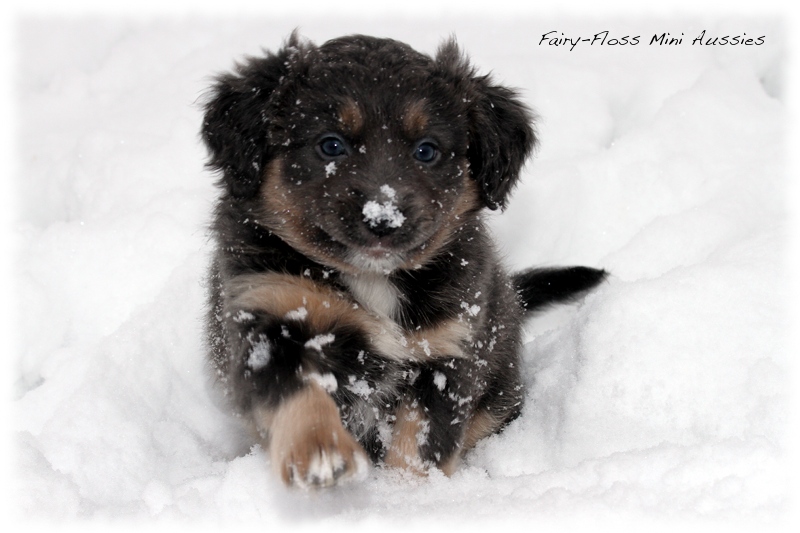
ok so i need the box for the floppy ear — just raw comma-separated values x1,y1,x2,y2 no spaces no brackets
467,80,537,210
201,35,303,199
435,40,537,210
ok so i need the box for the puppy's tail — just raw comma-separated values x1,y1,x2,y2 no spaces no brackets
512,266,607,313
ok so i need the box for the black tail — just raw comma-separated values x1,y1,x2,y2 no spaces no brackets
512,266,607,313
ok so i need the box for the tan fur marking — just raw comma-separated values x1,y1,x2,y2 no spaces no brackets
261,155,481,278
462,408,504,451
228,272,408,360
338,98,364,135
263,382,368,487
253,406,275,439
402,169,481,269
385,401,427,474
230,272,357,334
440,454,461,477
259,157,312,256
405,318,471,359
402,99,429,138
437,409,505,477
260,159,370,275
230,272,471,363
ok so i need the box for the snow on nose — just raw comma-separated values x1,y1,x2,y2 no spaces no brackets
362,185,406,233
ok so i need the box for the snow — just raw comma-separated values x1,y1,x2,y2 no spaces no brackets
246,339,271,371
362,185,405,230
307,372,339,394
305,333,337,352
284,306,308,321
460,301,481,316
8,10,794,532
380,184,397,199
362,200,406,229
433,371,447,391
325,161,337,177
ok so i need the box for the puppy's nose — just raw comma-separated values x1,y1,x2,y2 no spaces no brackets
361,185,406,238
362,199,405,237
365,217,400,237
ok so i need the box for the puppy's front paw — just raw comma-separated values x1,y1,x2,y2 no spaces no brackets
278,425,369,488
268,383,369,489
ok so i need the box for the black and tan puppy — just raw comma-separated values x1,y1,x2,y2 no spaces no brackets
202,33,605,488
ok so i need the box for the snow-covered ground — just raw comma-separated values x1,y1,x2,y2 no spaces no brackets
10,10,792,531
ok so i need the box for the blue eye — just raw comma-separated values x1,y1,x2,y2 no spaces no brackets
317,136,348,158
414,141,438,163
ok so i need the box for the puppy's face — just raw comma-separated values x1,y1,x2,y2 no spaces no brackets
263,67,480,273
203,35,536,274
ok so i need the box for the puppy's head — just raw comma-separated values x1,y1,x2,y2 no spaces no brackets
203,33,536,273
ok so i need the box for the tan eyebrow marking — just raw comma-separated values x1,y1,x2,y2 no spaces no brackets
338,97,364,135
402,99,429,138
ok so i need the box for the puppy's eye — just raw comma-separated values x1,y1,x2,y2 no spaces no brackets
414,141,439,163
317,135,348,158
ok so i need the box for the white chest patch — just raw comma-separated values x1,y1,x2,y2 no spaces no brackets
341,272,402,319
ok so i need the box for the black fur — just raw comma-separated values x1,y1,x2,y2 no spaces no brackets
202,33,606,488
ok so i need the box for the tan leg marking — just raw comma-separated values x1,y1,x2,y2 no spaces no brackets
439,454,461,477
384,401,428,475
228,271,410,361
229,271,360,333
405,318,471,359
439,408,506,476
462,408,505,451
384,403,501,477
256,382,369,488
230,272,472,363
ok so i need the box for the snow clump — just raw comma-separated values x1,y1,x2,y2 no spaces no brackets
362,185,405,229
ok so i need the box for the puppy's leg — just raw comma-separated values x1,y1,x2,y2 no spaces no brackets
384,360,477,476
256,383,369,488
218,273,382,488
438,407,511,475
386,404,512,476
231,315,371,488
440,357,525,474
387,358,523,476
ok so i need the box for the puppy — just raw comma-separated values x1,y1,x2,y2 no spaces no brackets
202,33,606,488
